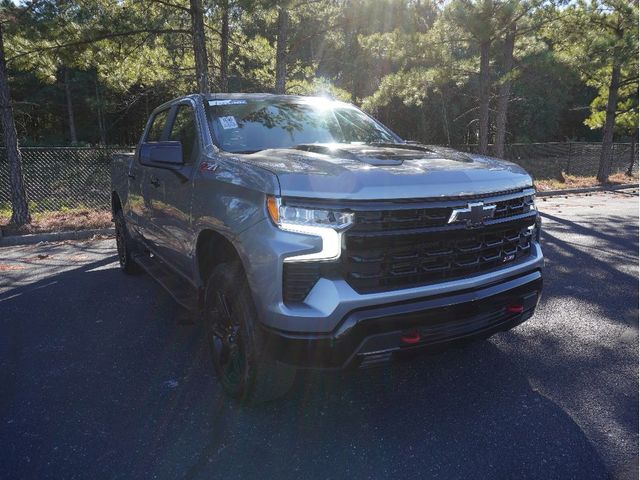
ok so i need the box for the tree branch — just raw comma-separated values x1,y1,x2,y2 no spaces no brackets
147,0,191,13
7,28,190,63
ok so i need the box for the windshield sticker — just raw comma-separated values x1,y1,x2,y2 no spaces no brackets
208,99,247,106
219,116,238,130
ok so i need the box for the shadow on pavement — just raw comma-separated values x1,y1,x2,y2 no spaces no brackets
539,211,638,326
0,256,610,479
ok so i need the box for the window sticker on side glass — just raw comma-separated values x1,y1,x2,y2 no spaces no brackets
209,99,247,106
219,116,238,130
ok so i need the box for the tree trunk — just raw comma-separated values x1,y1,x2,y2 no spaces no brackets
95,79,107,145
478,39,491,155
494,24,516,159
64,67,78,145
597,57,621,183
219,0,230,92
343,7,359,103
440,90,451,145
274,6,289,94
0,23,30,225
348,34,359,104
189,0,209,94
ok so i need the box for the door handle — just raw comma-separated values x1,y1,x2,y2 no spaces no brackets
150,177,160,187
127,173,136,179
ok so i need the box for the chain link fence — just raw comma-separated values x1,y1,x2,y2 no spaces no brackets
453,142,638,180
0,147,132,214
0,143,637,214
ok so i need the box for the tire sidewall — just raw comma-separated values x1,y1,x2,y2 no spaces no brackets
204,263,260,399
114,210,139,273
114,211,129,270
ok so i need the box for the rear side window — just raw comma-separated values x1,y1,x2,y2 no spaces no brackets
169,105,197,162
146,109,169,142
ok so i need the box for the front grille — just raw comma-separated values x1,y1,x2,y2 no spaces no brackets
344,220,534,293
342,190,537,294
282,189,538,300
493,195,535,219
351,192,535,232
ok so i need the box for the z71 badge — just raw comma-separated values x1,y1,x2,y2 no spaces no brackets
200,162,218,172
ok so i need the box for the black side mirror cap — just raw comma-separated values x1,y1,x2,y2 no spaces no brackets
140,141,184,165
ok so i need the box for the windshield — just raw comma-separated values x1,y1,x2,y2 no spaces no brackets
206,98,399,154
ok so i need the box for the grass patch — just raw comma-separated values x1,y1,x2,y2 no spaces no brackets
535,172,638,191
0,208,112,236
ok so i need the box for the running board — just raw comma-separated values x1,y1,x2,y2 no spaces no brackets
132,252,199,313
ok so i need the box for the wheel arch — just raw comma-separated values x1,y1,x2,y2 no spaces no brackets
195,228,247,288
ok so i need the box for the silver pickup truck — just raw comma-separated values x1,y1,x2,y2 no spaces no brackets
111,93,543,403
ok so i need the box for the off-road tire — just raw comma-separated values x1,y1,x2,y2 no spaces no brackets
114,210,141,274
204,262,296,404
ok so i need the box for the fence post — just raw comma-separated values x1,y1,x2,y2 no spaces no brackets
565,142,572,176
626,138,637,176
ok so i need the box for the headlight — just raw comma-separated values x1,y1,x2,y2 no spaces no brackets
267,196,354,262
525,193,537,212
525,193,540,241
278,205,354,229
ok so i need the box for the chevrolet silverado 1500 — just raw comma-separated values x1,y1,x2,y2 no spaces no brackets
111,93,543,403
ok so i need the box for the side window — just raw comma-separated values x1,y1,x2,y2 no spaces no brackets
146,109,169,142
169,105,197,163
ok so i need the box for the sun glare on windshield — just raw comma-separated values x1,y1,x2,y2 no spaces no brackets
207,99,398,153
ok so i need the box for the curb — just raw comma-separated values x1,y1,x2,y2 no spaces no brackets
0,227,115,247
537,183,639,197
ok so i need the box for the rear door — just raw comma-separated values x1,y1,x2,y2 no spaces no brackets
146,102,199,276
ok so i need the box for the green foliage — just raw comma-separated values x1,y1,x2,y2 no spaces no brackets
288,77,351,101
584,64,639,134
548,0,639,137
1,0,637,145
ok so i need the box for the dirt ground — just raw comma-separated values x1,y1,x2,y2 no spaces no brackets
0,208,112,236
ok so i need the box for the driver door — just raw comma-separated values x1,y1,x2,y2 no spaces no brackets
145,103,198,276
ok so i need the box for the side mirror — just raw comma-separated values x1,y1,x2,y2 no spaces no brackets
140,141,183,165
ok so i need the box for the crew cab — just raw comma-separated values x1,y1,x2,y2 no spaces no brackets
111,93,543,403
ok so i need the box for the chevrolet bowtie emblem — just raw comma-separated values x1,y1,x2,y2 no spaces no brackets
448,202,496,226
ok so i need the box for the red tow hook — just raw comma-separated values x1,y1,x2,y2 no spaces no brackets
506,304,524,314
401,331,421,345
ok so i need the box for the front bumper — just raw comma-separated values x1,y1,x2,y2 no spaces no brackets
261,270,542,369
237,216,544,334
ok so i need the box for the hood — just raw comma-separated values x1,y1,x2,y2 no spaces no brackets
235,143,533,200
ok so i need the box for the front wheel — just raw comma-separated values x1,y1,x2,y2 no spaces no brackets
204,262,296,404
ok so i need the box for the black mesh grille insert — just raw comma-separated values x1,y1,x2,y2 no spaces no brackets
343,219,535,294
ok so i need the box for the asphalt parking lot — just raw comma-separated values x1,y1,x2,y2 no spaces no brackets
0,191,638,480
